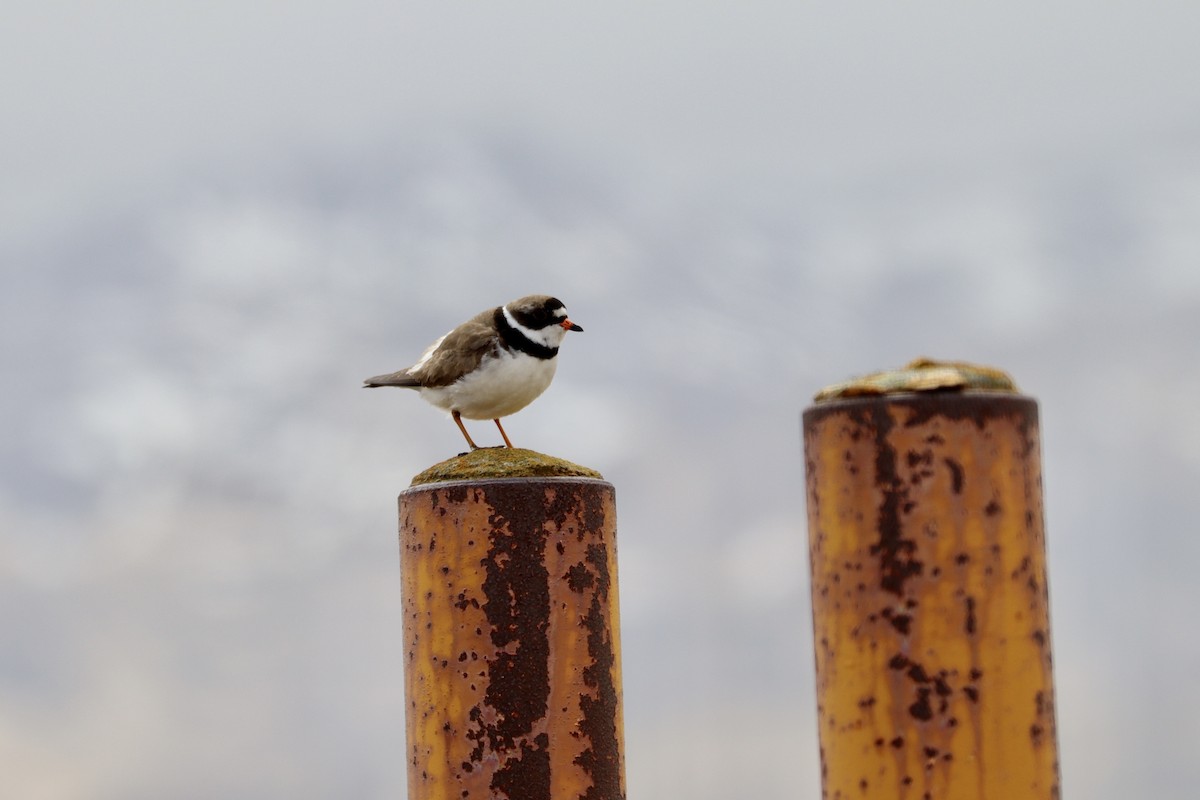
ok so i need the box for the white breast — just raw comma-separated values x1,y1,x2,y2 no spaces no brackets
419,350,559,420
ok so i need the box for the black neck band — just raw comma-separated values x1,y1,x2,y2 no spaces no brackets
494,308,559,360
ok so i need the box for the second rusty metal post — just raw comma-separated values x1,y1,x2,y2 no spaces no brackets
399,473,625,800
803,384,1061,799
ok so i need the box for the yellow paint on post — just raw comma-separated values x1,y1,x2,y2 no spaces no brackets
803,391,1060,799
399,476,625,800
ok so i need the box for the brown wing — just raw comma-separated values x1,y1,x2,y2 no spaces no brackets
363,307,502,389
412,308,499,386
404,307,501,388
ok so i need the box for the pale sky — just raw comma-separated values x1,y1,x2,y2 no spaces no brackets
4,3,1200,798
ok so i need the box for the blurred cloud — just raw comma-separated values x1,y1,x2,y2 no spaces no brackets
3,2,1200,798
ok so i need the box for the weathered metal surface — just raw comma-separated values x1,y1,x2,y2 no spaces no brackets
399,477,625,800
813,358,1018,403
803,392,1060,799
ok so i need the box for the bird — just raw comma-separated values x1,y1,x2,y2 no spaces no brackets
363,295,583,450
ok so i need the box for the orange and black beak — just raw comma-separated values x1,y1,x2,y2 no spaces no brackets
561,318,583,332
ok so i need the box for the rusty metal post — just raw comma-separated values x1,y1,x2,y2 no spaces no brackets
398,454,625,800
802,361,1060,799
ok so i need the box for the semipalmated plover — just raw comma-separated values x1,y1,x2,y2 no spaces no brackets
364,295,583,450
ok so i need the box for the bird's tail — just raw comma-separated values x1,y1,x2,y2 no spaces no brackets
363,371,421,388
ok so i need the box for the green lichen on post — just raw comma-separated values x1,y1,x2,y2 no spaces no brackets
410,447,604,486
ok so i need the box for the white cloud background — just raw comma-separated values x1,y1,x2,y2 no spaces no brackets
3,2,1200,798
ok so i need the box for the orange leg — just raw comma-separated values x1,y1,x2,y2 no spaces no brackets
493,418,515,449
452,411,480,450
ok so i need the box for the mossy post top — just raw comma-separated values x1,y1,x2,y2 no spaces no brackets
409,447,604,487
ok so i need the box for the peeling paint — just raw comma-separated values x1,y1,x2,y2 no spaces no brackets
803,392,1060,799
398,478,625,800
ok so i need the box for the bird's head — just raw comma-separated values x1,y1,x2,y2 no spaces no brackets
505,295,583,347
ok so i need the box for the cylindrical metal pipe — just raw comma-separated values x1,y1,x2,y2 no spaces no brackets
803,391,1060,799
399,476,625,800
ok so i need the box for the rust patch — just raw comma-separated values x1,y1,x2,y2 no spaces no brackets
1030,723,1045,747
855,405,923,596
565,563,594,592
574,540,624,800
492,732,551,799
909,688,934,720
398,478,624,800
477,484,552,760
945,453,964,491
881,607,913,635
803,393,1059,799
